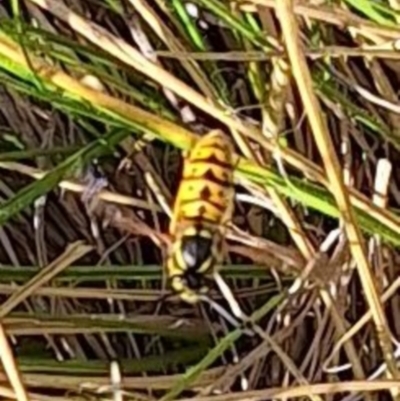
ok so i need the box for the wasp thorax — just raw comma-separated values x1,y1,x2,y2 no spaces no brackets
182,270,205,290
181,235,213,270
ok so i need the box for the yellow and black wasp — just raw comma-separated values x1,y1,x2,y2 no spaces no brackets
166,129,235,305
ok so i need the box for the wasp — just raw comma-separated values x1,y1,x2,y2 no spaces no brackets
166,129,235,304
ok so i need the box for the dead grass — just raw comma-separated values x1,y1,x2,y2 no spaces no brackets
1,0,400,401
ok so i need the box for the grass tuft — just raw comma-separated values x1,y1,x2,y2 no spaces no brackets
1,1,400,400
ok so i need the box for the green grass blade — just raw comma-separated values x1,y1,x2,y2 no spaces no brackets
0,128,131,226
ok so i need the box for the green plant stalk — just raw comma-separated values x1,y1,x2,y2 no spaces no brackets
238,159,400,247
18,346,210,374
1,25,176,120
0,264,277,281
342,0,397,25
0,69,139,131
0,145,80,161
